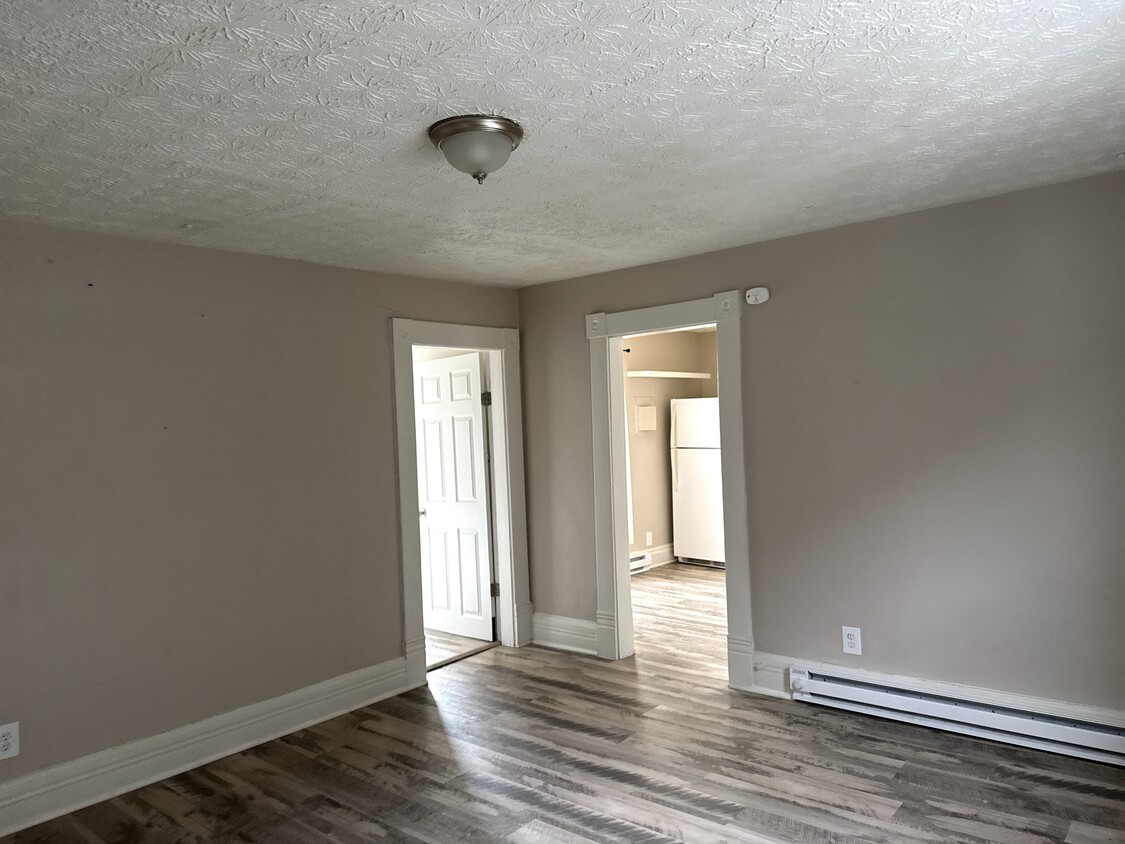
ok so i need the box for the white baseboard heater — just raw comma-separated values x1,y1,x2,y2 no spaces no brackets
789,666,1125,766
629,552,651,574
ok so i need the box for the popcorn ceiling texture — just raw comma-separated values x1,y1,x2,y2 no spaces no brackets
1,1,1123,286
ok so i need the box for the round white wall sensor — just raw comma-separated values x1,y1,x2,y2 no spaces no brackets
745,287,770,305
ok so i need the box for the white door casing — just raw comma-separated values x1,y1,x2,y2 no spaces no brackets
415,352,494,641
586,292,755,690
392,319,532,688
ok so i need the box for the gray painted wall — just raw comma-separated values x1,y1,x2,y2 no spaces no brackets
3,171,1122,787
0,221,518,780
519,172,1125,709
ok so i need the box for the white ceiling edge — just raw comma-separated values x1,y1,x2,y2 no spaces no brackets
1,1,1123,288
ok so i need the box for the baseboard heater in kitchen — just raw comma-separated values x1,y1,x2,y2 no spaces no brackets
628,552,652,574
789,666,1125,765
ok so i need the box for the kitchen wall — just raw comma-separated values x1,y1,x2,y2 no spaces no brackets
624,330,717,555
0,220,518,782
519,171,1125,709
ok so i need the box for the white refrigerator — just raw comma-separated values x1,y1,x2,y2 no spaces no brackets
670,397,726,564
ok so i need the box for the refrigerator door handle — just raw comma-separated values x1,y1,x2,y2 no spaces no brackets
671,448,679,492
670,401,677,449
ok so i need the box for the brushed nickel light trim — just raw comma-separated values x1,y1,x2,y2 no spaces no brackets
427,114,524,184
427,115,523,148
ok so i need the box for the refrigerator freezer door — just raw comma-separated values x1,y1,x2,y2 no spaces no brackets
670,397,721,449
671,448,726,563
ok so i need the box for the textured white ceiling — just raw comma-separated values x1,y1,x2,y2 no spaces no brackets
1,1,1123,287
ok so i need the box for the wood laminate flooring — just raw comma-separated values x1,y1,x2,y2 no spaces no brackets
6,563,1123,843
425,628,497,670
632,562,728,675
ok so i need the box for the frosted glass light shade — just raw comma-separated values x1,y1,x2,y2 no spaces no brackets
428,115,524,184
438,131,513,179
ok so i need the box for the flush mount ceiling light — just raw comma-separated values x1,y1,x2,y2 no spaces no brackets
428,114,524,184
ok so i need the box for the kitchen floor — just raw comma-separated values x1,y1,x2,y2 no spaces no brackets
631,561,727,670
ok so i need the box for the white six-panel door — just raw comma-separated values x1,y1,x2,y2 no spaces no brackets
415,352,494,641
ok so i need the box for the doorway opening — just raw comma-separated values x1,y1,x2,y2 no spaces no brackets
586,292,755,689
618,325,727,674
392,320,532,687
412,346,502,670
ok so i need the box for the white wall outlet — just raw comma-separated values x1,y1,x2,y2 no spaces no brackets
0,722,19,760
842,626,862,655
645,531,653,547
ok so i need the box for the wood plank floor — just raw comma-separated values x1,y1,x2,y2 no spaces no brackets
6,564,1123,843
424,628,497,670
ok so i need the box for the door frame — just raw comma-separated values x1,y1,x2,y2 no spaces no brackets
586,291,755,688
392,319,532,686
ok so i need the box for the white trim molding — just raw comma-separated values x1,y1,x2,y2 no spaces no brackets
749,651,792,699
0,658,416,838
727,635,758,693
391,320,533,683
532,613,600,656
586,292,755,684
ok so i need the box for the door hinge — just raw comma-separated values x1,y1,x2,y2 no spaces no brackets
490,582,500,598
481,391,492,406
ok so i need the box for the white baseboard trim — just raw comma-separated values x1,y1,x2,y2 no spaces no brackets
0,657,420,838
746,651,790,699
725,636,759,694
751,651,1125,728
595,612,622,660
648,543,675,568
405,636,427,687
532,613,599,656
514,601,535,647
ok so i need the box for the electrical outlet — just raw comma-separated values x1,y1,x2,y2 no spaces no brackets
842,626,862,655
0,722,19,760
645,531,653,547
